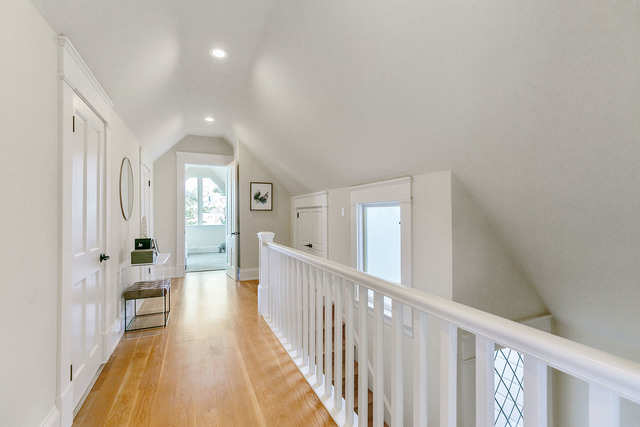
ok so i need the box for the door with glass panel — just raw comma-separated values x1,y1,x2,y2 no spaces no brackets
184,164,229,272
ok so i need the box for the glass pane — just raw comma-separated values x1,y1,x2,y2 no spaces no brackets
201,178,227,225
363,204,401,283
185,177,198,225
494,347,524,427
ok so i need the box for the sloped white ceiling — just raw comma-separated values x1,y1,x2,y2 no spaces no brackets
34,0,275,159
235,0,640,358
36,0,640,357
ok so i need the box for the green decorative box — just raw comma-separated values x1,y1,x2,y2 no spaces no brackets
131,249,157,265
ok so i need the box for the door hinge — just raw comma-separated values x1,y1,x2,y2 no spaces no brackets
148,180,151,187
72,115,75,133
70,364,73,382
297,212,300,219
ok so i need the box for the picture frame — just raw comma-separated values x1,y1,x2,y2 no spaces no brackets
250,182,273,211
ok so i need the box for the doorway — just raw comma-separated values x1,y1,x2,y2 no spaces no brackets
176,152,236,275
184,164,229,271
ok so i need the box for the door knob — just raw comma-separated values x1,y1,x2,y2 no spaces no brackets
304,243,313,248
100,253,110,263
231,232,240,236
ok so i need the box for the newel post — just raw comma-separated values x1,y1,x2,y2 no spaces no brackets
257,232,275,318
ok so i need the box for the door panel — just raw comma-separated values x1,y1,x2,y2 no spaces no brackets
70,95,106,410
226,161,238,279
296,207,324,256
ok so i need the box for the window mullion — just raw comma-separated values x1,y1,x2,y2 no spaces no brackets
198,176,203,225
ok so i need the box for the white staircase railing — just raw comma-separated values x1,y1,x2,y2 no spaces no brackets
256,232,640,426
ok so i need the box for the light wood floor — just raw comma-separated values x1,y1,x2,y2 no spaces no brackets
74,271,335,427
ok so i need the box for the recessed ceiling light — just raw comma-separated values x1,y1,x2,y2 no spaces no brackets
204,116,215,123
210,48,227,59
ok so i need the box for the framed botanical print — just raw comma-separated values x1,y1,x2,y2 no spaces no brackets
250,182,273,211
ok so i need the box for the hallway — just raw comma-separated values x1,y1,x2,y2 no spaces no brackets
74,271,334,426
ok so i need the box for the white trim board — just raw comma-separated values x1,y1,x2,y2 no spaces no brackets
238,268,259,281
175,152,234,275
40,406,61,427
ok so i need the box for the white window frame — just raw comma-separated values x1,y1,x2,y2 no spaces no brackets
350,177,412,325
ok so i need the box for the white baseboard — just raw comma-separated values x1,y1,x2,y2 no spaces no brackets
104,316,124,362
41,405,60,427
55,382,73,427
238,267,258,281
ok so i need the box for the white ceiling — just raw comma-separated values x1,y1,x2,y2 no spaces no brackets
34,0,274,159
35,0,640,360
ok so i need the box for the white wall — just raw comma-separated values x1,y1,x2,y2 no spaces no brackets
0,1,58,425
238,141,291,276
0,2,143,425
452,176,547,321
153,135,233,269
106,115,142,354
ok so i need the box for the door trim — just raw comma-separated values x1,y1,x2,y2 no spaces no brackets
58,36,113,427
176,152,234,275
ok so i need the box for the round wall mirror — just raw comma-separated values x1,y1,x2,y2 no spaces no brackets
119,157,135,221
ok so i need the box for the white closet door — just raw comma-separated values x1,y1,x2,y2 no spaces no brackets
70,95,107,410
296,207,324,256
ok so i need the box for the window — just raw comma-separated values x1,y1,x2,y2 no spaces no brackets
494,347,524,427
362,203,402,283
359,203,402,315
351,177,412,321
185,176,227,226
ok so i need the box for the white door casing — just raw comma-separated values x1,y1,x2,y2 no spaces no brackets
226,161,239,280
58,36,114,427
70,95,107,410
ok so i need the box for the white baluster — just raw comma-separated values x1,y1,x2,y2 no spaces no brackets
524,354,548,427
413,310,428,427
297,260,303,357
302,263,308,368
373,292,384,427
316,269,324,387
358,284,369,427
475,335,495,427
345,282,355,426
391,300,404,427
440,322,457,427
334,277,343,412
285,256,291,347
325,273,333,398
293,259,299,355
588,383,620,427
309,266,316,376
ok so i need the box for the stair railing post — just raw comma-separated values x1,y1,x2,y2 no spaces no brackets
334,277,343,412
524,354,548,427
358,284,369,427
325,272,334,399
475,335,495,427
440,322,457,427
257,232,275,318
345,281,355,426
373,292,384,427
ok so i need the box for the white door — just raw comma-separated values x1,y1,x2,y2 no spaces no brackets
226,161,239,279
70,95,106,410
296,207,324,256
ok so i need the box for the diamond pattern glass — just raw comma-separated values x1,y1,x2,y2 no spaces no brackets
494,347,524,427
